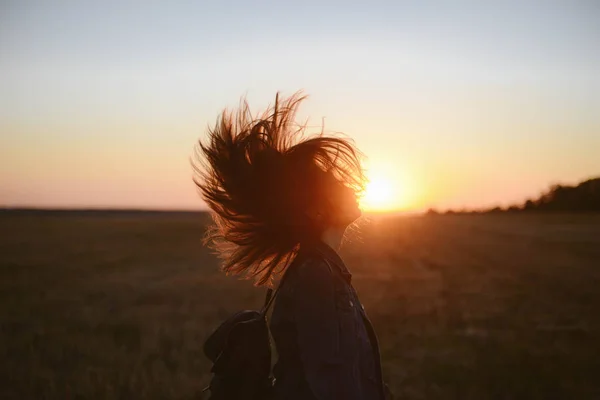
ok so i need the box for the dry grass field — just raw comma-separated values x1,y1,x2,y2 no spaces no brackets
1,211,599,399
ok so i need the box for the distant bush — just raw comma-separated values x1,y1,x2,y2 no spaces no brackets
524,200,536,211
431,177,600,215
507,177,599,213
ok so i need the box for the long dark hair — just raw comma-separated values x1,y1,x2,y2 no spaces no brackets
192,92,365,285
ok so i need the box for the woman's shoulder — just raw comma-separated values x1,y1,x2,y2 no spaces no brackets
292,251,335,280
279,252,340,298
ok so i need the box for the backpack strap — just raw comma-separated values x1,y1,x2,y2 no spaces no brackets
260,281,283,317
262,288,274,313
260,254,301,316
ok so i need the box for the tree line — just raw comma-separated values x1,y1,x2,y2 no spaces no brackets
428,177,600,215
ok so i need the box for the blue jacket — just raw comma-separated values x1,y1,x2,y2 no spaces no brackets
270,242,385,400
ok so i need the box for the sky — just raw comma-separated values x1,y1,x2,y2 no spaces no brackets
1,0,599,211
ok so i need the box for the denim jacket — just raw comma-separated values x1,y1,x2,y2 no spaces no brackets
270,242,385,400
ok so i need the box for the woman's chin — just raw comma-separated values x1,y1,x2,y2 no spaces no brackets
342,207,362,226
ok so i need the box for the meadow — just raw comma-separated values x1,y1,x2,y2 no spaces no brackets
1,211,599,399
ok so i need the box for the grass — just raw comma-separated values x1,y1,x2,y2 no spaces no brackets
1,212,599,399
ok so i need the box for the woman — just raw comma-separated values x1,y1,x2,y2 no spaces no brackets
194,92,390,399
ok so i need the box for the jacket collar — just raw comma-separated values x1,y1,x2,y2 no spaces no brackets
302,240,352,283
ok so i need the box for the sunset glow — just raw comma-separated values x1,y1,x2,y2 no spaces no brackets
0,3,598,211
361,176,396,212
360,162,413,212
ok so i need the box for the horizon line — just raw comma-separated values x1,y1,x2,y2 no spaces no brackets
0,206,421,216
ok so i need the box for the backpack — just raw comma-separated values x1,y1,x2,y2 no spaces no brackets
202,265,294,400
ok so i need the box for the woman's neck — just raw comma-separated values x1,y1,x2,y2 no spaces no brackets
320,226,345,251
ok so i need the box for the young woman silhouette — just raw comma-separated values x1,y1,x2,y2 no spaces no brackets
194,92,390,400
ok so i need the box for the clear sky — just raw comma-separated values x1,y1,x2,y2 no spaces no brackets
1,0,598,211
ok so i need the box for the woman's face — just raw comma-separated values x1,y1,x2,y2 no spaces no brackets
322,173,361,228
335,184,361,226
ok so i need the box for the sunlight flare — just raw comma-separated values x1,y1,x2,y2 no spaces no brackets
359,161,413,212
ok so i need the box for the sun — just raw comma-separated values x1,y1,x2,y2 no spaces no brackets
359,163,412,212
362,177,395,210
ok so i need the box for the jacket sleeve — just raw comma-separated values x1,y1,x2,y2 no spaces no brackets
292,257,356,400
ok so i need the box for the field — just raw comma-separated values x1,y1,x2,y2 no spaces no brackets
1,212,599,399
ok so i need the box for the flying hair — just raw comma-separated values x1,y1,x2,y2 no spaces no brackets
192,92,365,285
